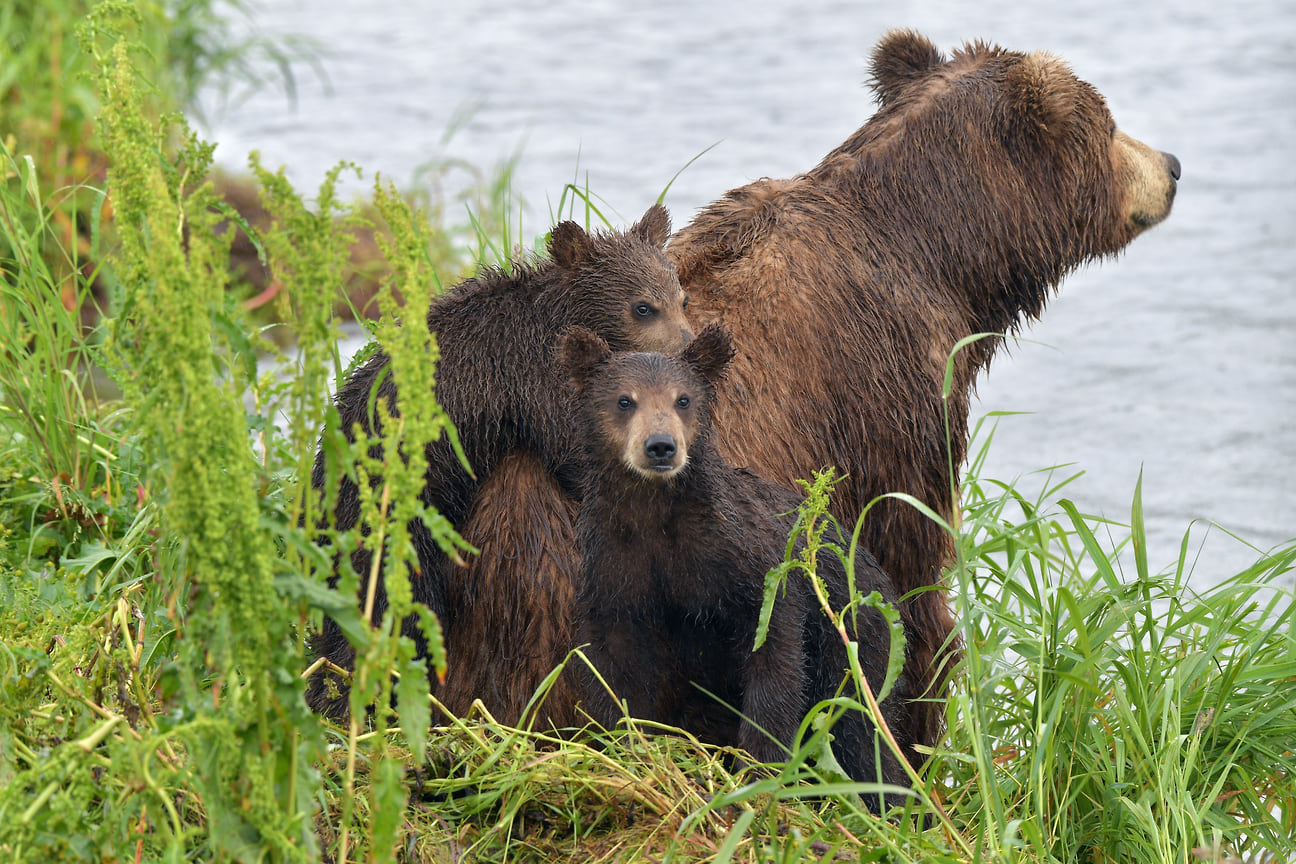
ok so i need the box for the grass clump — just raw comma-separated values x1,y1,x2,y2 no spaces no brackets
943,433,1296,862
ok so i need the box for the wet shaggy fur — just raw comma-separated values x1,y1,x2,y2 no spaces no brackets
668,30,1181,748
306,205,694,723
561,325,913,790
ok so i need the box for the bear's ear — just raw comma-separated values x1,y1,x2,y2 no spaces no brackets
679,322,735,387
869,29,945,106
558,326,612,386
549,221,593,271
631,203,671,248
1005,51,1076,143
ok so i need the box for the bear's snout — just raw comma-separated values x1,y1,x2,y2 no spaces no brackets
1115,131,1179,230
644,433,678,466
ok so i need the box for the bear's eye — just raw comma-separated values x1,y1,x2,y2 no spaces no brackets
617,396,634,411
681,293,690,310
676,395,690,409
633,302,653,318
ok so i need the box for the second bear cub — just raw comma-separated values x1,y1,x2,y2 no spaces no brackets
559,324,913,791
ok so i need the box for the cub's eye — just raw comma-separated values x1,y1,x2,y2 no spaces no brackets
1109,122,1117,139
676,395,690,409
633,302,653,318
617,396,634,411
681,293,690,310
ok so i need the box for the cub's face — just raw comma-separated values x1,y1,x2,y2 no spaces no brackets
578,242,693,355
560,322,734,484
621,284,693,356
551,204,695,355
586,354,705,481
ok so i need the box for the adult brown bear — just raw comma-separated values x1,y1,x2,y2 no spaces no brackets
560,323,913,798
667,30,1180,749
307,206,693,724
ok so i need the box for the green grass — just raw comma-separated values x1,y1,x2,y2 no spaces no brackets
945,434,1295,862
1,5,1294,863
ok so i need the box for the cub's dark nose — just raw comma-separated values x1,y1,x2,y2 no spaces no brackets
1163,151,1181,181
644,434,677,462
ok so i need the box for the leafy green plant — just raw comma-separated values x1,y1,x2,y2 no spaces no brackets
0,8,465,858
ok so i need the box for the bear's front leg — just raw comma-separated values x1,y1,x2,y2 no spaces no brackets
737,599,808,765
577,607,675,730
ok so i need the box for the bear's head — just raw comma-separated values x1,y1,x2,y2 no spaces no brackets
863,30,1179,265
559,323,734,481
549,204,694,355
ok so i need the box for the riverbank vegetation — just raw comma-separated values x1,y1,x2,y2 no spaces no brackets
2,3,1293,862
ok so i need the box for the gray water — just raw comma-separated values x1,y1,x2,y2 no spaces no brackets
204,0,1296,587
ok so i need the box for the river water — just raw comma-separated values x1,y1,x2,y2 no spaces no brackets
203,0,1295,588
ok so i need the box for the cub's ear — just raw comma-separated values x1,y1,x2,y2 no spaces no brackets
869,29,945,106
679,322,735,387
557,326,612,386
632,203,671,248
1006,51,1076,143
549,221,593,271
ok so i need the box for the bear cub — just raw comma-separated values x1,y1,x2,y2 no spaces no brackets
307,205,693,720
559,324,913,793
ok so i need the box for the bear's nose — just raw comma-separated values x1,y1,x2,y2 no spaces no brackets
1162,151,1181,181
644,434,677,462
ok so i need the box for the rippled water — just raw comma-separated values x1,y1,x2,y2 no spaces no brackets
205,0,1296,586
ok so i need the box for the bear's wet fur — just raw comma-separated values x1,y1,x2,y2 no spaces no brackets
307,205,694,723
560,324,913,795
668,30,1180,747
